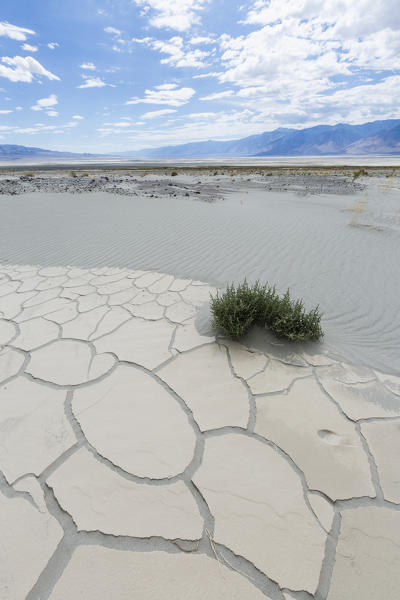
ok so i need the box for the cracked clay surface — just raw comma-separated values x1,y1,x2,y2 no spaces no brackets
0,262,399,599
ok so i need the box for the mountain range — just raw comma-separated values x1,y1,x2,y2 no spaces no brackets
0,145,95,160
1,119,400,161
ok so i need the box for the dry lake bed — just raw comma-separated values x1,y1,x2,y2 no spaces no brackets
0,166,400,599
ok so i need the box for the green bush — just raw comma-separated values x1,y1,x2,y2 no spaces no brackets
210,281,266,338
210,281,323,342
352,168,368,180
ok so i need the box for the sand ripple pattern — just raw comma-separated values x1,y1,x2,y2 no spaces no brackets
0,176,399,372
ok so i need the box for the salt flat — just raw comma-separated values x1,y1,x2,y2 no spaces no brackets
0,168,400,599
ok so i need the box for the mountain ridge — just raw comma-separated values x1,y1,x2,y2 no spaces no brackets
0,144,98,160
1,119,400,160
125,119,400,158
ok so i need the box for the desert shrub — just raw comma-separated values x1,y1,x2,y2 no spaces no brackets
263,290,323,341
171,171,178,176
211,281,323,342
70,170,77,177
353,169,368,180
210,281,267,338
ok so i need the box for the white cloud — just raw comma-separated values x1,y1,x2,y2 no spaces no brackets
15,106,23,111
186,112,216,119
0,56,60,83
80,62,96,70
141,108,177,119
0,109,12,114
217,26,341,94
47,42,59,50
72,115,84,120
77,76,113,88
196,0,399,131
103,121,132,127
47,110,59,117
104,26,121,35
154,83,176,90
92,69,400,148
0,22,35,41
31,94,58,111
193,71,221,79
132,0,209,32
190,36,214,45
95,108,267,146
127,83,195,106
21,43,38,52
150,36,209,68
244,0,400,37
3,119,78,136
238,1,400,79
131,37,153,44
200,90,234,101
297,75,400,125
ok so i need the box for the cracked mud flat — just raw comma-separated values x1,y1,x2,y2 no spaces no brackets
1,168,400,372
1,262,400,600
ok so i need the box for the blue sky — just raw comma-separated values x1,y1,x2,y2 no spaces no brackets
0,0,399,152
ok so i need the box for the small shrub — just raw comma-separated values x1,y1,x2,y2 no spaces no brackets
210,281,267,338
263,290,323,341
211,281,323,342
70,170,77,178
171,171,178,176
352,169,368,180
24,172,35,177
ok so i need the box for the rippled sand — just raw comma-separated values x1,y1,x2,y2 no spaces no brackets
0,170,399,372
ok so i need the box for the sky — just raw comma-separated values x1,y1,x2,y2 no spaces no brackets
0,0,399,152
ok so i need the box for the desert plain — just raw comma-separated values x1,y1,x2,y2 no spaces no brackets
0,164,400,599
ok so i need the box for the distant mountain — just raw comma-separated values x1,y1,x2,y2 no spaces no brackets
0,144,97,160
112,128,294,158
1,119,400,161
345,123,400,154
254,121,400,156
116,119,400,158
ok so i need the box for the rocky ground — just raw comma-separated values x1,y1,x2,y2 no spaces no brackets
0,166,370,199
1,262,400,600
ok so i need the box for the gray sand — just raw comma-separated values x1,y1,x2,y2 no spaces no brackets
1,170,400,373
